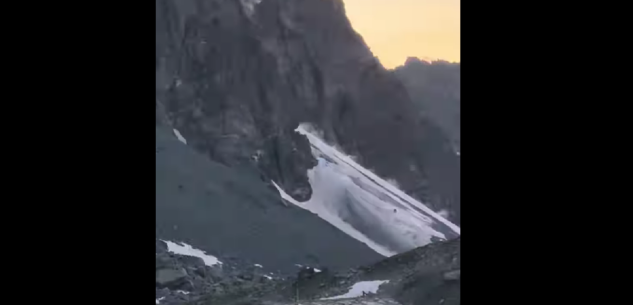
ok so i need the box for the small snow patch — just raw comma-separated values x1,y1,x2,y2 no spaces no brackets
156,297,165,304
254,264,263,268
321,280,390,300
162,240,222,266
295,264,303,267
176,290,190,295
173,128,187,145
263,275,273,280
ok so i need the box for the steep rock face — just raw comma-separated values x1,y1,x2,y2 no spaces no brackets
393,58,460,151
393,58,461,223
155,0,459,222
156,0,317,201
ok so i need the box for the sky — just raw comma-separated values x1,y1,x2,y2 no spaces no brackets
342,0,460,69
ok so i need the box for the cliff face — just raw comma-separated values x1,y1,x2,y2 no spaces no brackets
156,0,460,223
394,58,461,151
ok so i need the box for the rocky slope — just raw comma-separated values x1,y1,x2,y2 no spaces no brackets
156,0,460,223
156,125,383,274
156,237,460,305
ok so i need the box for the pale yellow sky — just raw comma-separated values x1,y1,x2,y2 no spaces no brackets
342,0,460,69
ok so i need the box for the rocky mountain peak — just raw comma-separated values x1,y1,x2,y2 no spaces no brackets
156,0,459,214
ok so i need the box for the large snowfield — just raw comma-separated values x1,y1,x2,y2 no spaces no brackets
273,124,460,257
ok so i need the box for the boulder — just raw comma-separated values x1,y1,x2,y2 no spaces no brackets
156,268,189,289
156,253,176,270
178,255,205,267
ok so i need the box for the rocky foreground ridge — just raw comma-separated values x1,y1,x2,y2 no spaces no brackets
156,238,460,305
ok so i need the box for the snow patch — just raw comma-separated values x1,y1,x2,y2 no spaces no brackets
162,240,222,266
263,275,273,280
438,209,450,218
305,266,322,272
321,280,390,300
254,264,263,268
173,128,187,145
176,290,190,295
156,297,165,304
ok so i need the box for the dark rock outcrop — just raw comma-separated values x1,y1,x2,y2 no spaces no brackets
155,0,459,220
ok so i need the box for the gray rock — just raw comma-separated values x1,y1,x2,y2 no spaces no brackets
156,254,176,270
156,268,189,289
193,266,208,279
178,255,205,267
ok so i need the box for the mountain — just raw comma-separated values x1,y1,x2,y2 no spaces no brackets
155,0,461,303
393,58,460,153
155,0,460,224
